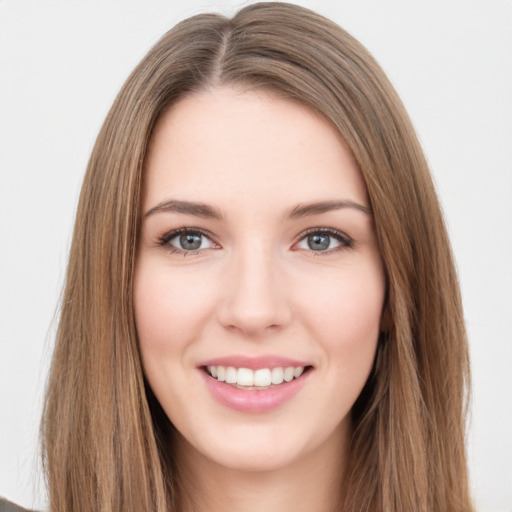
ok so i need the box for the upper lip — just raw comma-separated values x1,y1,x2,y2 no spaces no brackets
198,355,312,370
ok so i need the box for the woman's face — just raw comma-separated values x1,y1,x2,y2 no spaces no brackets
134,87,385,474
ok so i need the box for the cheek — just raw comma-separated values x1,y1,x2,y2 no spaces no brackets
312,266,384,333
133,261,213,357
300,262,385,373
133,260,219,419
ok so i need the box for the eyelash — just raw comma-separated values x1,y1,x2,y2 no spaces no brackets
295,227,354,255
157,227,217,256
156,226,354,256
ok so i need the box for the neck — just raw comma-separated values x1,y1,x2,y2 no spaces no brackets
174,425,349,512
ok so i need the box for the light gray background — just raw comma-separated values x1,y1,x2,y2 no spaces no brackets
1,1,511,510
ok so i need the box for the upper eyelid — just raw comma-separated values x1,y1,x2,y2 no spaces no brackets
296,227,351,241
156,227,220,252
293,227,354,253
160,226,216,241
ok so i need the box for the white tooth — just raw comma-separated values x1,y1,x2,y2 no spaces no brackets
254,368,272,387
284,367,294,382
210,365,218,378
216,366,226,382
225,366,237,384
271,367,284,385
294,367,304,378
237,368,254,386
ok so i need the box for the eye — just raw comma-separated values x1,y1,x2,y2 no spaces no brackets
158,228,218,254
295,228,352,253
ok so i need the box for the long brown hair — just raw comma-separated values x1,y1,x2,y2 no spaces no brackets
41,3,473,511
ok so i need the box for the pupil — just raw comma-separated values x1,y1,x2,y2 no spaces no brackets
308,234,330,251
180,233,202,250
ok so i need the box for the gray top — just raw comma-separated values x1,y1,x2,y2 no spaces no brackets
0,498,35,512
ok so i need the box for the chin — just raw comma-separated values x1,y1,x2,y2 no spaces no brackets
175,415,349,475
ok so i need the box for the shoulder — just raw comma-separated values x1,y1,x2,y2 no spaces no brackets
0,497,38,512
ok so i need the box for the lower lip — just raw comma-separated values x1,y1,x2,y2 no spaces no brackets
201,369,311,413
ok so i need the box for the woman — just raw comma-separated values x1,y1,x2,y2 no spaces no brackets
39,2,473,511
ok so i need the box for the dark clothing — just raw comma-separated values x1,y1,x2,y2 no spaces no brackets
0,497,35,512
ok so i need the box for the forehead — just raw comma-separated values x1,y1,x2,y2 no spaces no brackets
143,86,368,210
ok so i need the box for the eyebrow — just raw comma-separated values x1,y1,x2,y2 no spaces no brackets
144,199,224,219
286,200,371,218
144,198,371,220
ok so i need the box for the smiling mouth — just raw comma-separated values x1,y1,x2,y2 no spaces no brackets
204,365,313,390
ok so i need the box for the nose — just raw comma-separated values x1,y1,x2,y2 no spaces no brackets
217,243,292,336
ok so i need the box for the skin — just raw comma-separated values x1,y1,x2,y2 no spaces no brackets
134,86,386,512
